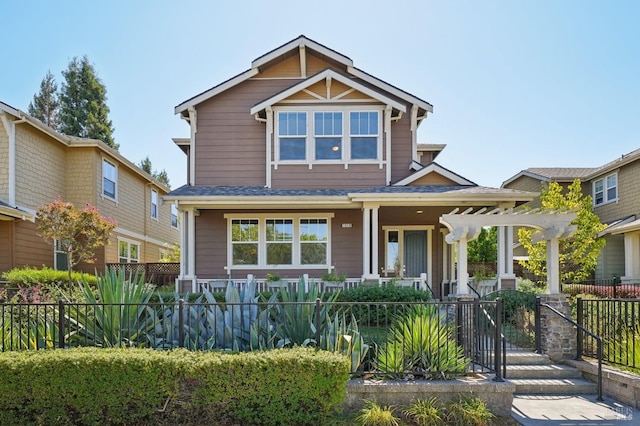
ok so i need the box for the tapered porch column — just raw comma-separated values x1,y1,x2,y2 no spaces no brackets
456,238,470,295
623,232,640,279
177,207,197,292
497,226,516,290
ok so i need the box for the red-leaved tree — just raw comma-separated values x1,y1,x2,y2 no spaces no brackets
36,197,117,284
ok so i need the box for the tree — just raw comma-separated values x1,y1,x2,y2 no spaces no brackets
518,179,606,284
160,243,180,263
28,70,60,128
58,56,118,150
468,226,497,263
36,197,117,284
139,156,171,188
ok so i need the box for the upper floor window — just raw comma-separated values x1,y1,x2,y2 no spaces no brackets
593,172,617,206
314,112,342,160
171,204,178,229
119,240,140,263
275,108,381,165
350,111,379,160
151,189,158,219
102,159,117,200
278,112,307,160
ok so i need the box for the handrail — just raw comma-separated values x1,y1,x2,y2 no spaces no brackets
476,298,507,381
467,283,481,299
538,301,603,401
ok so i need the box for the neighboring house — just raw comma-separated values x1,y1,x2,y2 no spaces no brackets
503,149,640,282
0,101,179,276
165,35,535,297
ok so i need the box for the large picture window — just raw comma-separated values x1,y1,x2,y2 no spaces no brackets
278,112,307,160
102,159,117,199
593,172,618,206
226,214,332,269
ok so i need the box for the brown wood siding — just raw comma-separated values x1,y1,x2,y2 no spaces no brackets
271,164,386,189
13,220,52,269
192,209,363,280
258,55,301,78
408,173,458,186
194,79,301,186
390,113,414,183
592,162,640,223
305,52,348,75
0,221,13,273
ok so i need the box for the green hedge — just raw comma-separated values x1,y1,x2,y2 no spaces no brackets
0,347,350,425
1,266,98,287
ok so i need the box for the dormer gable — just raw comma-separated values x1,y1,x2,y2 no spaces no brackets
393,162,476,187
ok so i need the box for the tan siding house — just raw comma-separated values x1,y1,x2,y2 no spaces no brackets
503,154,640,282
0,101,179,276
166,36,536,296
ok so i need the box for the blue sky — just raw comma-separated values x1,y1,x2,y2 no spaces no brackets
2,1,639,189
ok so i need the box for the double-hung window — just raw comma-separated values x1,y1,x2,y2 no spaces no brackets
151,189,158,219
314,112,342,160
102,159,117,200
171,204,178,229
278,112,307,160
119,240,140,263
350,111,379,160
54,240,69,271
227,215,331,268
593,172,618,206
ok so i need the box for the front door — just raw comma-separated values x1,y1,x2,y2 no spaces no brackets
404,230,427,277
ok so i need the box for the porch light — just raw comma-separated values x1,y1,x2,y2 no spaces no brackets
416,210,423,214
332,145,340,151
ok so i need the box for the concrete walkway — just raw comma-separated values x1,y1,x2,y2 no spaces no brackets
512,394,638,425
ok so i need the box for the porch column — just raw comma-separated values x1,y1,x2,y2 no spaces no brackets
546,237,560,294
623,232,640,279
497,226,516,290
456,238,470,295
363,207,371,278
371,206,379,278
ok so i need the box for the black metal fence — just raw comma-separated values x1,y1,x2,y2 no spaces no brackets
576,298,640,373
0,299,502,378
562,278,640,299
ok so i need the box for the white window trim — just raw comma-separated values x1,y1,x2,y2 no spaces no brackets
274,105,383,169
118,237,141,263
224,213,334,270
150,189,159,220
102,157,118,202
171,204,179,229
593,172,618,207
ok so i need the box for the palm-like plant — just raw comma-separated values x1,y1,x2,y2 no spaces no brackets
67,268,158,347
375,305,468,378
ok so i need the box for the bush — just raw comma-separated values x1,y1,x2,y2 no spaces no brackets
1,265,97,287
0,347,350,426
445,395,495,425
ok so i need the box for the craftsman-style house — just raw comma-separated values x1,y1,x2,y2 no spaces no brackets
166,35,535,297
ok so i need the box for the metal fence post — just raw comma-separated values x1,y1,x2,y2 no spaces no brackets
494,298,503,382
58,299,65,349
576,297,583,360
535,296,541,353
178,299,185,348
315,298,321,348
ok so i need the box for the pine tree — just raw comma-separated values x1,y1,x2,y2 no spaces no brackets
58,56,118,150
28,71,60,128
139,155,171,188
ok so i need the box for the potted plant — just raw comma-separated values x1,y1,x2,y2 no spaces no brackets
321,269,346,288
266,273,286,289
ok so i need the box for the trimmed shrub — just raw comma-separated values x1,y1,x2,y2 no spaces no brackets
0,347,350,426
1,265,97,287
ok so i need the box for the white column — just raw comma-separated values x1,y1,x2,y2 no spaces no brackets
623,232,640,279
457,238,469,294
179,210,188,277
363,208,371,277
187,208,197,292
497,226,515,290
546,237,560,294
506,226,514,275
370,206,379,278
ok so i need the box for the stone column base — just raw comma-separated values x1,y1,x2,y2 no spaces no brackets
538,294,576,362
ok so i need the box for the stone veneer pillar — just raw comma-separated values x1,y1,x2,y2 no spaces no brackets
538,294,576,362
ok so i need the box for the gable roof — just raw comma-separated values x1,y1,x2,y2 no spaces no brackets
250,68,407,115
0,101,170,193
393,162,476,186
175,35,433,116
502,167,598,187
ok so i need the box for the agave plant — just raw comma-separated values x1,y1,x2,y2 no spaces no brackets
375,305,468,378
0,317,60,350
66,268,159,348
320,311,369,372
152,279,274,351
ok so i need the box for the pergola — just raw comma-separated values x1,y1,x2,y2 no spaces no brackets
439,207,577,295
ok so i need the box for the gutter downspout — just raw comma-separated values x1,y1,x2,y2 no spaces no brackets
180,108,197,186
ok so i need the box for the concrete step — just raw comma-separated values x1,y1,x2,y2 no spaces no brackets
505,351,551,365
511,378,597,394
506,364,583,379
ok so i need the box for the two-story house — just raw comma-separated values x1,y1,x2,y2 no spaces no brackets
0,101,180,276
166,35,536,297
503,148,640,283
